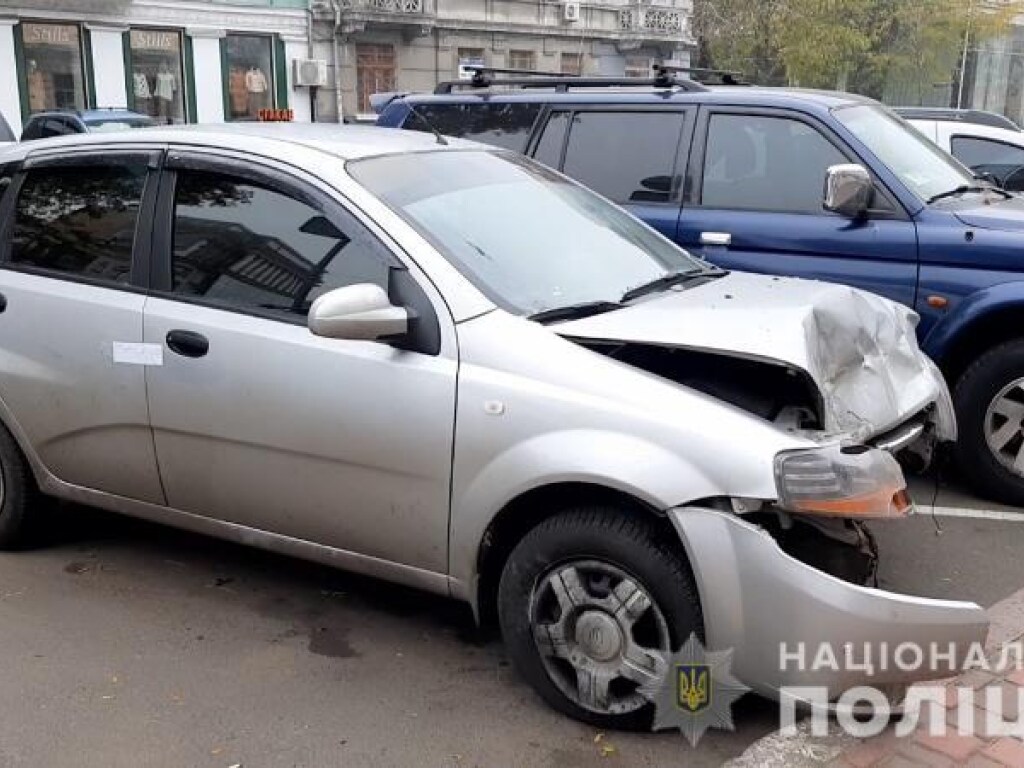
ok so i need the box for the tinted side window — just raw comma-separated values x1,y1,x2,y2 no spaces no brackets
20,119,43,141
701,114,846,214
10,161,147,283
561,111,686,204
951,136,1024,191
171,170,396,319
406,103,541,150
533,111,569,168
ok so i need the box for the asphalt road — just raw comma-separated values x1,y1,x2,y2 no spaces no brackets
0,475,1020,768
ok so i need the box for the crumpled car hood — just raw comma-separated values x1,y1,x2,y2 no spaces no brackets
554,272,951,439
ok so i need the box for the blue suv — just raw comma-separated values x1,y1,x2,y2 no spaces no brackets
377,69,1024,505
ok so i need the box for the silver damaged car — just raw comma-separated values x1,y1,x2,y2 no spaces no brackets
0,126,987,729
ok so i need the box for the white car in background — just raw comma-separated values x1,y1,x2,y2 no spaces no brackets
896,107,1024,192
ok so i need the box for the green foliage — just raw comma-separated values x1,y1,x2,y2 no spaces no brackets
692,0,1014,98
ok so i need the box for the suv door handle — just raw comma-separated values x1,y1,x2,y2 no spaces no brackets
700,231,732,246
166,330,209,358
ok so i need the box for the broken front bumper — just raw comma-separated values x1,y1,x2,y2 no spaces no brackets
667,507,988,699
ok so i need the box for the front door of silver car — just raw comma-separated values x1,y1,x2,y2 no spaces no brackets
0,151,164,504
140,151,456,573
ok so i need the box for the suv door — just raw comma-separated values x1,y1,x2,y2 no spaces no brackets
143,151,456,573
679,107,919,306
528,107,693,240
0,151,164,502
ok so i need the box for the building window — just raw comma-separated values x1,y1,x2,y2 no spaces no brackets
508,50,535,72
224,35,275,121
625,56,650,79
19,22,87,113
356,44,395,114
560,52,583,76
458,47,485,80
128,29,185,124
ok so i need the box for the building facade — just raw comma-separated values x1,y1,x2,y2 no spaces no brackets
0,0,315,133
309,0,695,120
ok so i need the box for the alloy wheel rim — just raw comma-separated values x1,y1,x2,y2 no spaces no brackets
984,378,1024,477
529,559,670,715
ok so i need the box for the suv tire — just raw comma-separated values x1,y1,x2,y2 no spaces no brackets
954,339,1024,506
498,506,702,730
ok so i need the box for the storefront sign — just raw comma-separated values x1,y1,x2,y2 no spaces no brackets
259,108,294,122
21,23,78,47
130,29,179,52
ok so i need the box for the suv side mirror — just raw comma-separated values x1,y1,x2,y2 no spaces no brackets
308,284,408,342
824,163,873,218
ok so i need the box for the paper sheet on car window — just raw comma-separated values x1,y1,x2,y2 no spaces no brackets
112,342,163,366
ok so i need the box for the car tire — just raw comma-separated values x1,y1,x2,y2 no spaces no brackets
0,422,38,550
954,339,1024,506
497,506,703,731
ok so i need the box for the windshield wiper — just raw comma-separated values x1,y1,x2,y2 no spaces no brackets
529,300,622,324
926,184,1010,204
620,268,725,303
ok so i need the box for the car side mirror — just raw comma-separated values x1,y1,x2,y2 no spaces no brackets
823,163,873,218
308,284,408,342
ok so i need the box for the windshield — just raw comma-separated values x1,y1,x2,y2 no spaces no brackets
834,104,975,203
349,150,706,316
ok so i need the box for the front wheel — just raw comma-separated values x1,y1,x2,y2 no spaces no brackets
954,339,1024,506
497,507,702,730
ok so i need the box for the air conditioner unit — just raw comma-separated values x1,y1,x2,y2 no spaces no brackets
564,2,581,22
293,59,328,88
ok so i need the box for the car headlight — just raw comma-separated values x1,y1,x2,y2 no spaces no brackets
774,443,913,519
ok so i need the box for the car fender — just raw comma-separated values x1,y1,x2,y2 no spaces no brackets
447,428,721,602
921,281,1024,365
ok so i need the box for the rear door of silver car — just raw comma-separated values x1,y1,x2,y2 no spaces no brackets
142,149,457,573
0,150,165,503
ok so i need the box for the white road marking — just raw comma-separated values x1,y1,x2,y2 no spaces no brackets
917,505,1024,522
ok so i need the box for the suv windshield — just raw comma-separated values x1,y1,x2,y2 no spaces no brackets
349,150,707,316
834,104,976,203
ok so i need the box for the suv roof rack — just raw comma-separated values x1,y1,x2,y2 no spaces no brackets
653,64,749,86
893,106,1020,132
433,64,710,94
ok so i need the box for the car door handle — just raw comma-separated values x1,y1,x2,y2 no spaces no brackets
700,231,732,246
165,330,209,358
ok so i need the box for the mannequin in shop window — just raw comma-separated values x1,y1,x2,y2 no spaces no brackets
133,69,151,116
229,66,247,119
27,60,54,112
154,61,177,123
245,64,268,117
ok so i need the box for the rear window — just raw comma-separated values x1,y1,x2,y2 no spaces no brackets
87,118,157,132
403,102,541,150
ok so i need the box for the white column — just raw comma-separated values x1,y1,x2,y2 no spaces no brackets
285,39,312,123
0,19,22,133
86,25,128,109
186,28,224,123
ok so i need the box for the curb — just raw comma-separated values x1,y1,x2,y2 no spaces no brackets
723,586,1024,767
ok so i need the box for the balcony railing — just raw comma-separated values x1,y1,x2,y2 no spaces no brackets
341,0,427,12
619,7,686,35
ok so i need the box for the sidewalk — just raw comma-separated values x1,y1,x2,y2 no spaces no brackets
726,587,1024,768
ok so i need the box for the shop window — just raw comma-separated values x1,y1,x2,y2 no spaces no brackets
625,56,650,79
560,52,583,76
224,35,275,121
19,22,87,113
128,29,185,124
508,50,535,72
356,44,395,114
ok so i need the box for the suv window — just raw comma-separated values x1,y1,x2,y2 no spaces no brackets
171,170,396,319
9,159,148,283
559,111,686,205
702,114,846,214
950,135,1024,191
404,102,541,150
21,116,77,141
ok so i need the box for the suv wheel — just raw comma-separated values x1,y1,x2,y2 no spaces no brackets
497,506,702,730
954,339,1024,506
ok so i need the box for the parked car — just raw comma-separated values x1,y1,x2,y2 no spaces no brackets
0,125,985,726
896,107,1024,193
20,108,156,141
378,72,1024,506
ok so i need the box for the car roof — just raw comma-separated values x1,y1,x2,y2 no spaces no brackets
893,106,1020,132
2,123,476,162
391,85,876,113
27,108,166,123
